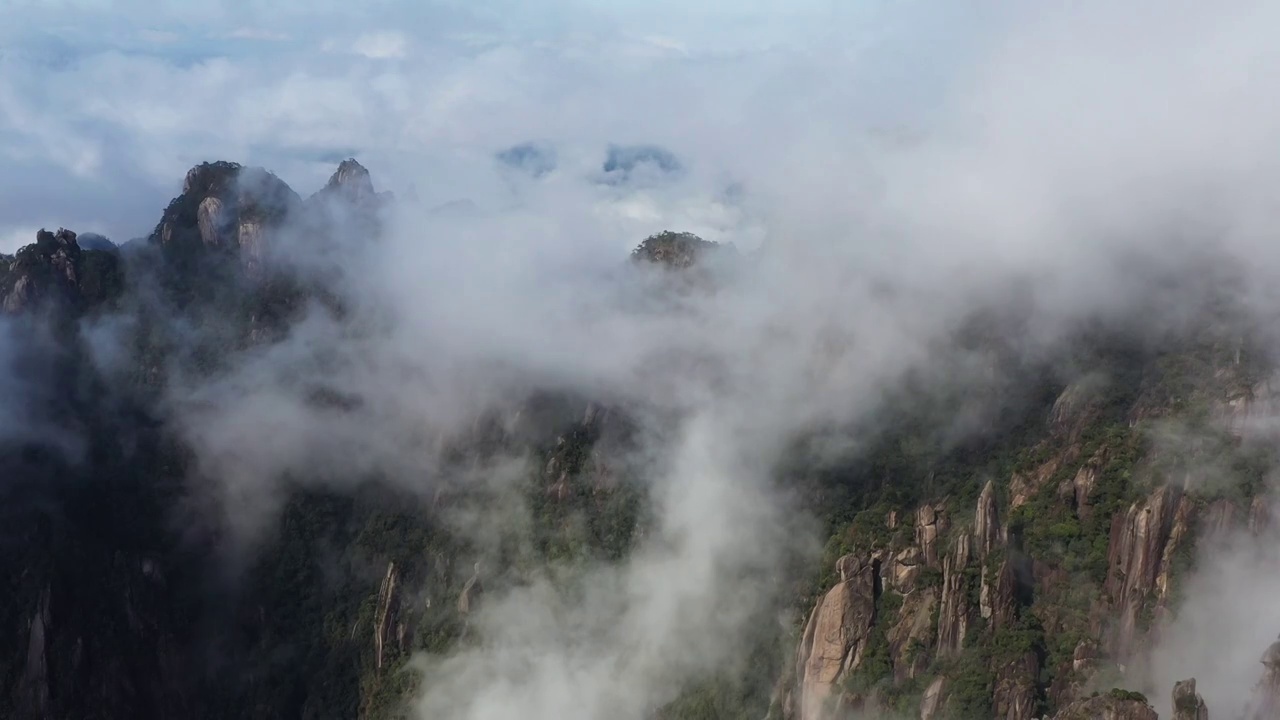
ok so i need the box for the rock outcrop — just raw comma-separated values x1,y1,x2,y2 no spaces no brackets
1010,447,1076,510
304,158,392,240
992,650,1040,720
915,503,948,567
373,562,406,670
920,677,946,720
0,228,122,315
1048,691,1157,720
935,530,972,657
457,562,483,616
975,479,1001,558
631,231,720,270
1171,678,1208,720
1103,486,1192,657
153,160,301,274
311,158,381,208
1048,640,1101,709
792,555,878,720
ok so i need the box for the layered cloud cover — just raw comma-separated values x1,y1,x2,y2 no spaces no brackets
0,0,991,251
7,1,1280,719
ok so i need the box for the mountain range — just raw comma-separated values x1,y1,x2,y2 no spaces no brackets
2,158,1279,720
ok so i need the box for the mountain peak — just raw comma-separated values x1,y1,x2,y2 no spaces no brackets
306,158,392,232
630,231,720,270
182,161,243,196
324,158,374,198
1,227,123,314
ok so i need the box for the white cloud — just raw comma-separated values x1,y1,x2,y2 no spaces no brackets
227,27,291,41
349,31,410,59
2,2,897,243
137,28,183,45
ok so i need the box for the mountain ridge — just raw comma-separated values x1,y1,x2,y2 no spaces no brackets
0,158,1277,720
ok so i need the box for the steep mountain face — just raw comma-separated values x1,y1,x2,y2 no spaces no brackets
2,158,1279,720
0,160,396,720
771,334,1280,719
0,229,190,719
0,159,652,720
152,161,300,286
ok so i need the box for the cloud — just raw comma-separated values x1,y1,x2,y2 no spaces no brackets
227,27,291,42
348,31,410,59
599,144,683,186
411,412,809,720
137,29,183,45
495,141,557,178
0,0,962,248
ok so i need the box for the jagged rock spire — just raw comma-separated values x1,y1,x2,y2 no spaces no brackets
320,158,376,204
327,158,370,186
1172,678,1208,720
304,157,392,238
1,228,112,314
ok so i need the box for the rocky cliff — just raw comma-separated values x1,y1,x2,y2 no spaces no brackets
770,313,1280,719
0,166,671,719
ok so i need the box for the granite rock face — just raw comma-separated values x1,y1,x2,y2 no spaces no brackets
1048,692,1158,720
0,228,122,315
154,161,302,276
792,555,878,720
1171,678,1208,720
